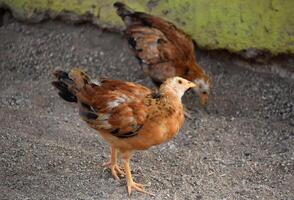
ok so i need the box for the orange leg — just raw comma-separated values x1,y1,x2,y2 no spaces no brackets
121,151,154,196
102,146,125,180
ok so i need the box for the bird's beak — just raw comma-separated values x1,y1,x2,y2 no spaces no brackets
188,82,197,89
199,93,209,107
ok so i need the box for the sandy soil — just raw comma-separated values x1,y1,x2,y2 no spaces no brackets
0,16,293,200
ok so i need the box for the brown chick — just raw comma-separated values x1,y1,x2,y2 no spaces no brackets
114,2,212,107
52,68,198,196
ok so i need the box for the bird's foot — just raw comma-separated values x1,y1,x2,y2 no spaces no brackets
102,161,125,180
127,181,154,196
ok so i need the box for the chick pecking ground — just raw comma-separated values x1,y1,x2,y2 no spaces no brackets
0,15,293,200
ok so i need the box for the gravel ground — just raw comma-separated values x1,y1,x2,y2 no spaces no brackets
0,16,293,200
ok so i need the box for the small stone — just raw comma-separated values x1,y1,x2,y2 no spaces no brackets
289,118,294,127
244,152,251,157
196,195,203,199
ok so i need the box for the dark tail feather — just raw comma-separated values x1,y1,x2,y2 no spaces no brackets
113,2,134,17
52,70,77,103
114,2,150,27
79,102,98,121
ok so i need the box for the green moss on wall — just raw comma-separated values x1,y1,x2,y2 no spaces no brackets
1,0,293,54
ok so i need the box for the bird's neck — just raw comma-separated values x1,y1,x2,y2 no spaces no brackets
160,86,185,100
158,89,184,114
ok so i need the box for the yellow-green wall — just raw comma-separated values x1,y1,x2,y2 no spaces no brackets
1,0,293,54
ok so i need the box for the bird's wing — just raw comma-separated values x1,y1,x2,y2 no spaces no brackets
78,79,152,138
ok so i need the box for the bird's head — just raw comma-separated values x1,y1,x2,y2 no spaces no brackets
193,75,212,107
160,77,198,99
183,63,212,107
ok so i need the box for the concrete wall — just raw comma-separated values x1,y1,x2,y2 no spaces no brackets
1,0,293,55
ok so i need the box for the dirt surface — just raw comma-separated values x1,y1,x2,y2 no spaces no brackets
0,16,294,200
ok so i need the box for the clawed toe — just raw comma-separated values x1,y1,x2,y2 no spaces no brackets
127,182,154,196
102,162,125,180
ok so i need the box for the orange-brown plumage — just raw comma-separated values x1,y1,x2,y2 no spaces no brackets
52,68,198,195
114,2,211,106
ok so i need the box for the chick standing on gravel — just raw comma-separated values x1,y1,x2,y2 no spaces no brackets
52,68,198,195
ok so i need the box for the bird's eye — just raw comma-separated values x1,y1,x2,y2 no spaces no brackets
178,80,182,84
